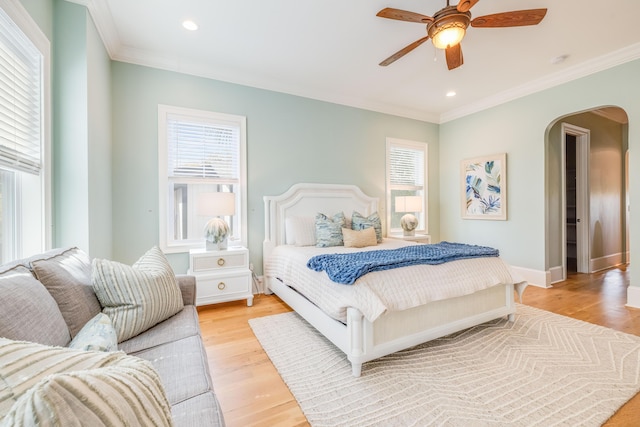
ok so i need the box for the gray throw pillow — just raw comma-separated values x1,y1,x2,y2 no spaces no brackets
31,247,102,338
0,265,71,347
92,246,184,342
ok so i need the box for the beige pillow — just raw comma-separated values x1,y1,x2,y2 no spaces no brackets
342,227,377,248
0,338,172,426
92,247,184,343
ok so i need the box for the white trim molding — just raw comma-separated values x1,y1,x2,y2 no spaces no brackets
511,266,552,289
626,286,640,309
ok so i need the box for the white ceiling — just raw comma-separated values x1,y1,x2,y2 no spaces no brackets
73,0,640,123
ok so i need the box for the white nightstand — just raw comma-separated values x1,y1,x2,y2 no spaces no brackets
387,233,432,244
188,247,253,307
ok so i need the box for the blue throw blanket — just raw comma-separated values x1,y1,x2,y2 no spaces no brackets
307,241,499,285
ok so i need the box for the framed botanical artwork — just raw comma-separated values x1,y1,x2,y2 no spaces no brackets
461,153,507,220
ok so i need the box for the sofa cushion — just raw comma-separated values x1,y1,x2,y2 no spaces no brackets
118,305,200,354
30,247,102,338
92,246,184,342
0,338,172,426
171,392,225,427
0,265,71,347
68,313,118,352
129,335,213,406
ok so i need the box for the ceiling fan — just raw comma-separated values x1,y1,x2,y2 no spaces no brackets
376,0,547,70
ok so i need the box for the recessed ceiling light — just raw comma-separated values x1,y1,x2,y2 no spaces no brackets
182,20,198,31
446,91,456,97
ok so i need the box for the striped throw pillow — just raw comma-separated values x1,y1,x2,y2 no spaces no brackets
92,247,184,343
0,338,172,426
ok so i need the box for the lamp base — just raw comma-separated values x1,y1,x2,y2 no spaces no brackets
400,213,418,237
204,217,230,251
206,239,228,251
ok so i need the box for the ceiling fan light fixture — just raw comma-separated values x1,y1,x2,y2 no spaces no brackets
429,18,468,49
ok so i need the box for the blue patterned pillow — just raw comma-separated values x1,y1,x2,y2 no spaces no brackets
351,211,383,243
68,313,117,352
315,212,346,247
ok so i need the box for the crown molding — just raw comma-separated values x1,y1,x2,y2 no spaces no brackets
67,1,640,126
66,0,120,54
112,44,441,124
440,42,640,123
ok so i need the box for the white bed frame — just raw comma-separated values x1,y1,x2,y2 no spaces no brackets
263,183,517,377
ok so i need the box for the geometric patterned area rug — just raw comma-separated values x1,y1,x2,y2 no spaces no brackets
249,305,640,426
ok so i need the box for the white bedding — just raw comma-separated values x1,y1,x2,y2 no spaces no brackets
264,239,520,323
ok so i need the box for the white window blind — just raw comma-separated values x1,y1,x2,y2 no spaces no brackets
167,114,239,181
0,7,42,175
389,145,424,188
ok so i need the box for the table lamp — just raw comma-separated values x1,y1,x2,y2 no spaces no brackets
198,192,236,250
395,196,422,236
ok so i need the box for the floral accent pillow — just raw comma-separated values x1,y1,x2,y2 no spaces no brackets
68,313,118,352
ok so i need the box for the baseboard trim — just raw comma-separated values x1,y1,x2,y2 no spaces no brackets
626,286,640,309
511,266,552,288
549,266,564,284
590,253,623,273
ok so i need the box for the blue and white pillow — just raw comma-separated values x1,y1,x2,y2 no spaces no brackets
351,211,383,243
315,212,346,247
68,313,118,352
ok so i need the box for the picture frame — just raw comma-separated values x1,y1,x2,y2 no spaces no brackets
461,153,507,220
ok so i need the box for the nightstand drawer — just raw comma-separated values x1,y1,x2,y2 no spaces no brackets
191,251,247,272
196,271,251,303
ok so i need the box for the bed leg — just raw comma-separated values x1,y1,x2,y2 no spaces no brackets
351,363,362,377
508,313,515,322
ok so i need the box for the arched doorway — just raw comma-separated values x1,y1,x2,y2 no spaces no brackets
545,106,629,284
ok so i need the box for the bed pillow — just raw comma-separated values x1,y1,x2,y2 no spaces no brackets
342,227,377,248
315,212,346,247
285,216,316,246
92,246,184,342
68,313,118,352
0,339,172,426
351,211,383,243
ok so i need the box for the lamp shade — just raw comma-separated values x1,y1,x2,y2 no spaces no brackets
395,196,423,213
197,192,236,217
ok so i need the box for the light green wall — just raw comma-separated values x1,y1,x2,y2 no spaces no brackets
440,59,640,282
53,0,89,251
111,62,439,273
19,0,53,39
86,8,112,258
51,0,112,258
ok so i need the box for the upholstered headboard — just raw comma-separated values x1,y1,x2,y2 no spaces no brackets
262,183,379,265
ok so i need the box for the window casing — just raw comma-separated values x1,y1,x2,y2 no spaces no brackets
386,138,428,235
158,105,247,253
0,1,50,263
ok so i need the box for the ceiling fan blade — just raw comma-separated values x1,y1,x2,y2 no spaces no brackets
376,8,433,24
379,36,430,66
457,0,479,13
471,9,547,28
445,44,463,70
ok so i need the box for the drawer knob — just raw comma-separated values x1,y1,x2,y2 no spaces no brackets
217,282,226,290
217,258,225,266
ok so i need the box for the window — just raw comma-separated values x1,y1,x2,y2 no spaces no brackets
0,2,50,263
386,138,428,235
158,105,247,252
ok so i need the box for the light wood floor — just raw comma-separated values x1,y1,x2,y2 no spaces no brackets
197,265,640,427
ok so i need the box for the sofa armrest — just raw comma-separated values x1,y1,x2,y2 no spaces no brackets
176,274,197,306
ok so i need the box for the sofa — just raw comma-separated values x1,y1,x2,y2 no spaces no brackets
0,246,225,426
